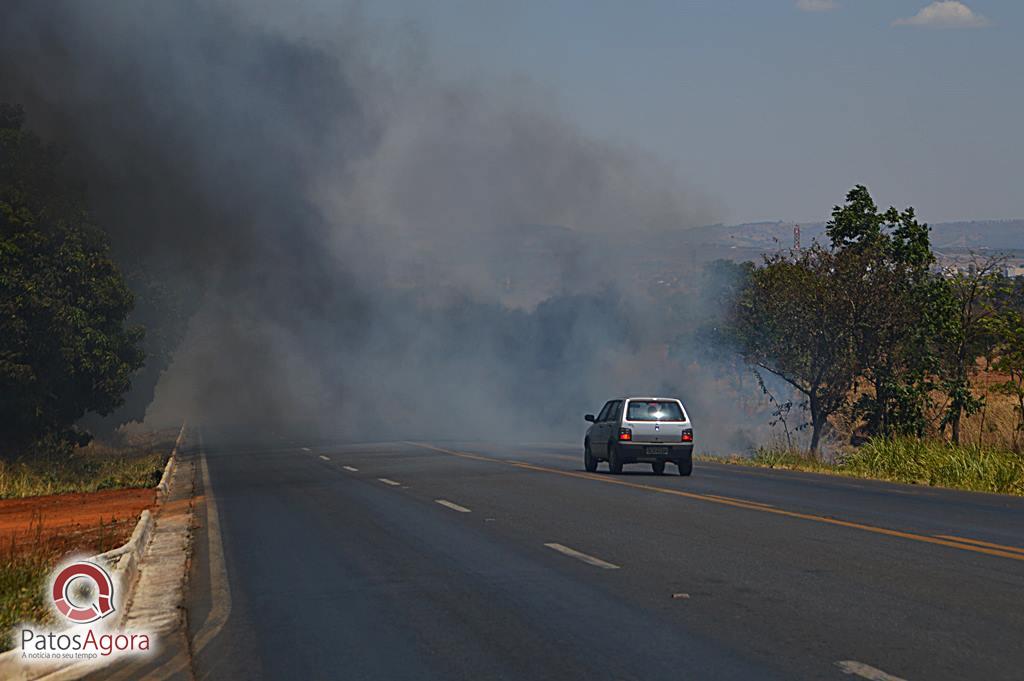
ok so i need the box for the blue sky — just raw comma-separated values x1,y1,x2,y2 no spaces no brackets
364,1,1023,225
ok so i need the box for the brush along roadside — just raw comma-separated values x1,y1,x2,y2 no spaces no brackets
0,428,180,500
701,437,1024,496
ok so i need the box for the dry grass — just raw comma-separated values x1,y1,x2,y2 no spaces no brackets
953,373,1023,453
0,430,174,500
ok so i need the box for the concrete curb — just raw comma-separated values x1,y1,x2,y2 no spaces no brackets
0,422,189,681
157,423,186,501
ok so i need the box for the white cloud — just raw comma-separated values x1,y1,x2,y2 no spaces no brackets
796,0,838,11
893,1,991,29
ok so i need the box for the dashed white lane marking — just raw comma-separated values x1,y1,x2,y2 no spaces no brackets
378,478,401,486
342,465,359,472
543,543,620,570
319,455,330,461
836,660,908,681
301,447,311,452
434,499,471,513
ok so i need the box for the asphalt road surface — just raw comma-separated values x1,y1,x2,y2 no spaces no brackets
184,435,1024,681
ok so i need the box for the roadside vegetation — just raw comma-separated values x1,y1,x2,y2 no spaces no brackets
685,186,1024,495
698,185,1024,491
1,103,157,460
705,438,1024,496
1,105,183,652
0,549,54,648
0,433,171,499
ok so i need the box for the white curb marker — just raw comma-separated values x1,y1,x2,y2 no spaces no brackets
836,660,908,681
544,543,620,569
435,499,471,513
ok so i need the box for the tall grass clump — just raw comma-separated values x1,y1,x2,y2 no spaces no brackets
840,437,1024,495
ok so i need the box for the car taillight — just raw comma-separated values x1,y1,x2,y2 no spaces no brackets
681,429,693,443
619,428,632,441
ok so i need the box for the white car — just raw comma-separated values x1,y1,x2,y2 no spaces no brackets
584,397,694,475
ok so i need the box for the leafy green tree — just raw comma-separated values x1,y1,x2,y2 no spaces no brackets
827,185,932,268
732,244,866,454
0,104,143,453
826,185,937,437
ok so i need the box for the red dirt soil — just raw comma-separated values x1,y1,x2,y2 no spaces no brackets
0,488,155,554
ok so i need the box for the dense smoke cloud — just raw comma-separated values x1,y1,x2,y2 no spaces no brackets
0,0,731,443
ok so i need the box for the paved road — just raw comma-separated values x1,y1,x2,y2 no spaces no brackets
185,436,1024,681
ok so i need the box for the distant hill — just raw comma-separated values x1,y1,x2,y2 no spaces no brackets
929,221,1024,252
684,220,1024,253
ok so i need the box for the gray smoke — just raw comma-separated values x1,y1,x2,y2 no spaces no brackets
1,0,756,447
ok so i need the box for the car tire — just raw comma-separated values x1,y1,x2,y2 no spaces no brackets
652,461,665,475
608,444,623,474
584,443,598,472
677,459,693,476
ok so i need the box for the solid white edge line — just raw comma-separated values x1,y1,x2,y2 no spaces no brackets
342,465,359,472
378,477,401,486
836,660,908,681
434,499,471,513
543,542,620,569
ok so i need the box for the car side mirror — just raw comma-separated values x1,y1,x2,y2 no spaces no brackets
584,414,595,422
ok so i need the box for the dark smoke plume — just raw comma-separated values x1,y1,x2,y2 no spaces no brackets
1,1,736,444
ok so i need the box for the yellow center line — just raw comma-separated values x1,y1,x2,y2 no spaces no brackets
934,534,1024,555
406,442,1024,563
704,493,776,508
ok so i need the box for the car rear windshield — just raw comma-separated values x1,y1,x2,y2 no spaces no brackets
626,400,685,421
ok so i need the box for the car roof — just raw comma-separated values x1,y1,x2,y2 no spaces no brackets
619,396,681,402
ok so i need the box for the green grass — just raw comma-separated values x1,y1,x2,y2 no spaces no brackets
0,552,54,648
840,438,1024,495
704,437,1024,496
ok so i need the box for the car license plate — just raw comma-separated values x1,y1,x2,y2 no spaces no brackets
646,447,668,456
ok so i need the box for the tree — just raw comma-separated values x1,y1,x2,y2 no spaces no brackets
988,303,1024,452
826,185,937,438
0,104,143,453
732,244,865,454
934,257,1003,445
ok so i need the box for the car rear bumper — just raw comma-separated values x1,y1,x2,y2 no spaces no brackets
615,442,693,463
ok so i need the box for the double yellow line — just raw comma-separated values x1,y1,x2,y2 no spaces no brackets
408,442,1024,563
